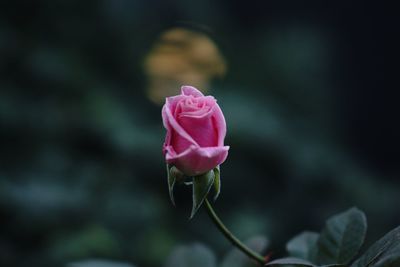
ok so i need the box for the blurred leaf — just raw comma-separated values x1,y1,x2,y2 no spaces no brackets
136,227,176,264
164,243,216,267
351,225,400,267
221,236,269,267
374,256,400,267
315,207,367,265
50,225,119,261
213,166,221,201
265,257,315,266
67,259,134,267
190,171,215,219
265,260,345,267
287,231,319,260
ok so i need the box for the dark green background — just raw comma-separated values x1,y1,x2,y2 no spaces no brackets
0,1,398,267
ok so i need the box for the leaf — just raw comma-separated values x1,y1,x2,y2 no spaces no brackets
374,255,400,267
67,259,134,267
190,171,215,219
221,236,269,267
265,257,316,266
351,225,400,267
213,166,221,201
50,225,119,260
315,207,367,265
287,231,319,260
167,164,176,206
164,243,216,267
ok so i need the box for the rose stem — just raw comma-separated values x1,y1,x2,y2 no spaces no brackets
204,198,266,265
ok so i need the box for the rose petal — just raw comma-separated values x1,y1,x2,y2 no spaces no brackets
165,145,230,176
161,105,172,155
181,85,204,97
178,96,216,118
163,100,200,154
212,103,227,146
165,94,186,113
177,106,218,147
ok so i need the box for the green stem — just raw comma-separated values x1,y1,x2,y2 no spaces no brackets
204,199,266,265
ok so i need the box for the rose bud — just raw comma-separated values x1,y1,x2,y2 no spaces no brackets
162,86,229,176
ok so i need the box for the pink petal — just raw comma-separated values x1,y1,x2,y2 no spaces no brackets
177,107,218,147
212,104,227,146
178,96,216,118
165,94,186,113
163,101,199,153
165,145,230,176
181,85,204,97
161,105,172,153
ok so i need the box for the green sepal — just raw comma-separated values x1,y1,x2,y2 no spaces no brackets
167,165,186,206
166,164,176,206
190,170,215,219
213,166,221,201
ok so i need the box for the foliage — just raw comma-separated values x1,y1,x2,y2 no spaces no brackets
267,208,400,267
71,208,399,267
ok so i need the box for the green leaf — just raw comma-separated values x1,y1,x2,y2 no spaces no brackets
265,257,316,267
67,260,134,267
265,260,345,267
374,256,400,267
213,166,221,201
190,171,215,219
50,225,119,260
314,207,367,265
221,236,269,267
351,225,400,267
287,231,319,260
164,243,216,267
167,164,176,206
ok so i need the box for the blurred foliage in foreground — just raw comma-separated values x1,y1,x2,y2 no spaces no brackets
70,207,400,267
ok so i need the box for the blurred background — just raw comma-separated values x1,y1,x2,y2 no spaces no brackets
0,1,398,267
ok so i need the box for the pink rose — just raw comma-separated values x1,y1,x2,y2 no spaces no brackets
162,86,229,176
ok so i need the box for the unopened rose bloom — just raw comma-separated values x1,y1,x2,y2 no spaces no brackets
162,86,229,176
